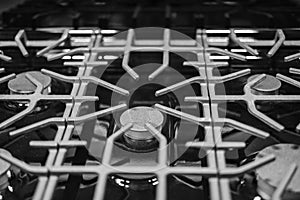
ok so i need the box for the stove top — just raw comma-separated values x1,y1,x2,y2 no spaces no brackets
1,3,300,200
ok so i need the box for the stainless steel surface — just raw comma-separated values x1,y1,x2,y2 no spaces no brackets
256,144,300,200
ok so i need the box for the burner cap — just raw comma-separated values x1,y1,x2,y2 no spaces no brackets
247,74,281,95
120,106,164,140
8,71,51,95
255,144,300,200
120,106,164,152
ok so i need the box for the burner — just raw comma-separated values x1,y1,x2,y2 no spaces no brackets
247,74,281,95
5,71,52,112
0,149,11,191
119,106,164,152
255,144,300,200
8,71,51,95
247,74,282,111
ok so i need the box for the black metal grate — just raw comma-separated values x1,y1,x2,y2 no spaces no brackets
0,28,300,200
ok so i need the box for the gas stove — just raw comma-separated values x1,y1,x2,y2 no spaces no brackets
1,1,300,200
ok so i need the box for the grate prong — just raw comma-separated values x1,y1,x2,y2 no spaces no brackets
247,102,285,131
229,29,259,56
276,73,300,88
68,103,127,124
0,73,16,84
290,67,300,75
14,29,29,57
267,29,285,57
37,29,69,57
81,76,130,96
148,29,170,80
122,29,140,80
212,69,251,83
219,118,270,138
284,52,300,62
0,50,12,62
155,76,202,96
154,104,206,126
42,69,129,95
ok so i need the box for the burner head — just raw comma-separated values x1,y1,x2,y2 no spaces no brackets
8,71,51,95
0,149,11,191
255,144,300,200
247,74,281,95
119,106,164,152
